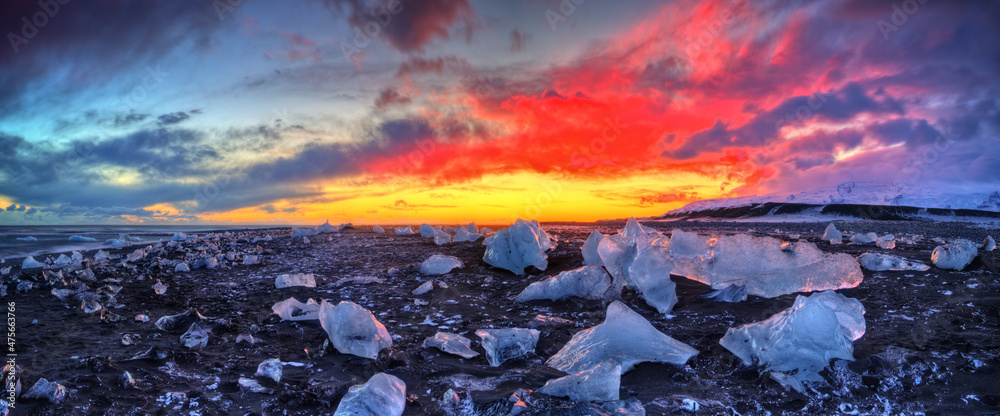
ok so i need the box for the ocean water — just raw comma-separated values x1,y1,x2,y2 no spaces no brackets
0,225,285,259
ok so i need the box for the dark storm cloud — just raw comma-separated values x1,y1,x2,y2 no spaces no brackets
322,0,475,52
157,111,193,125
373,87,412,109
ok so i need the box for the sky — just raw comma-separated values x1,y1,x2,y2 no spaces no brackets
0,0,998,225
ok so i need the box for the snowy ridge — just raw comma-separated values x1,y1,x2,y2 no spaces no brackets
668,182,1000,214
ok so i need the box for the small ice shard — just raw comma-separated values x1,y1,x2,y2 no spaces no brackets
15,236,37,242
180,322,209,350
68,235,97,242
243,255,260,265
669,232,863,298
420,254,463,275
174,262,190,272
290,227,318,237
984,235,996,252
546,301,698,374
516,265,615,303
475,328,539,367
81,299,102,314
255,358,282,382
21,255,45,269
481,227,493,234
334,276,383,286
463,223,479,233
0,266,9,276
420,224,437,238
70,251,83,262
302,236,311,244
135,314,150,322
528,314,575,328
539,359,621,402
333,373,406,416
236,334,257,345
822,223,843,244
876,234,896,249
482,219,554,275
453,227,483,242
53,254,73,267
412,281,434,296
858,253,930,271
119,371,136,388
432,229,453,245
701,284,748,302
423,332,480,359
155,308,209,332
105,238,128,247
121,334,139,346
317,220,339,233
275,273,316,288
239,377,274,394
319,300,392,359
373,225,385,234
849,232,877,244
395,226,416,235
152,281,168,295
719,291,865,388
204,256,219,269
931,239,978,271
272,297,320,321
171,232,187,241
23,377,66,403
569,231,597,269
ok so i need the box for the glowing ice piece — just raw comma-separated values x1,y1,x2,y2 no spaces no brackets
931,239,978,270
423,332,479,359
373,225,385,234
333,373,406,416
539,359,621,402
319,300,392,359
582,230,604,267
515,265,615,303
482,219,554,275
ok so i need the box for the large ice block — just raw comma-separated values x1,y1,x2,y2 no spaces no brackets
334,373,406,416
546,301,698,374
931,239,978,270
319,300,392,359
515,265,615,303
626,242,678,314
719,291,865,390
482,219,554,275
582,230,604,267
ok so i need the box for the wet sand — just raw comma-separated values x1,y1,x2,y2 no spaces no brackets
6,221,1000,415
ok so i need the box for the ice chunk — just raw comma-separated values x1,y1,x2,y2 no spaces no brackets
319,300,392,359
69,235,97,242
701,284,748,302
627,242,678,314
670,232,863,298
412,281,434,295
874,234,895,249
23,377,66,403
423,332,480,359
858,253,930,271
420,254,463,275
547,301,697,374
849,232,878,244
931,239,978,271
94,250,109,260
482,219,554,275
579,231,604,268
333,373,406,416
15,236,37,242
53,254,73,267
669,229,711,257
152,281,168,295
171,232,187,241
420,223,437,238
719,291,865,388
180,322,209,350
174,262,190,272
822,223,843,244
596,234,634,285
155,308,209,332
432,229,453,245
125,248,145,263
984,235,996,252
395,225,416,235
275,273,316,288
255,358,282,382
481,227,493,235
453,227,483,242
515,265,615,303
104,238,128,247
239,377,274,394
243,255,260,265
622,217,659,245
476,328,539,367
373,225,385,234
21,255,45,269
272,297,320,321
317,220,339,233
539,359,621,402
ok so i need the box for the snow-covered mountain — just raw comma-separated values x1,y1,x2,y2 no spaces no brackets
668,182,1000,214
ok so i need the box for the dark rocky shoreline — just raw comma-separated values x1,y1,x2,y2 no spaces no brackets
4,220,999,415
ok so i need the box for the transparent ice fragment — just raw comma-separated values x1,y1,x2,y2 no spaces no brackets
475,328,539,367
858,253,930,271
275,273,316,288
423,332,480,359
482,219,554,275
333,373,406,416
515,265,615,303
931,239,978,270
319,300,392,359
272,297,320,321
419,254,462,275
539,359,621,402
